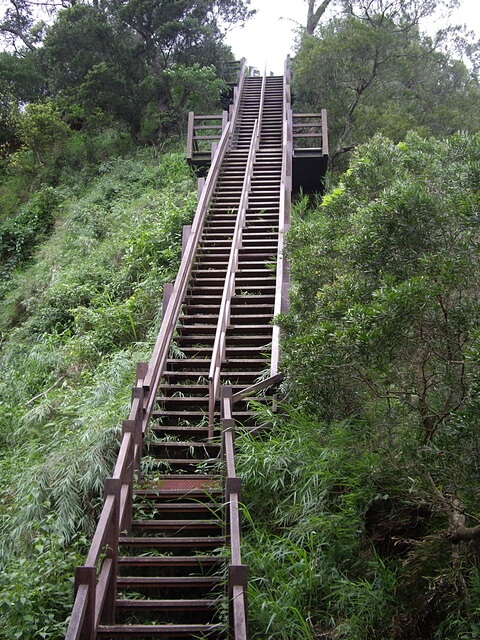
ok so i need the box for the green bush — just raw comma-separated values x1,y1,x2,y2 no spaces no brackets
0,521,87,640
276,132,480,638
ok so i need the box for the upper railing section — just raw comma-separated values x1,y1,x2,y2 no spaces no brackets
186,59,248,169
186,112,228,165
287,55,328,194
293,111,329,156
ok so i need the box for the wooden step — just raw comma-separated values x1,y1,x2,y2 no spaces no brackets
97,623,223,638
119,536,225,550
118,556,223,569
117,575,221,589
116,598,217,611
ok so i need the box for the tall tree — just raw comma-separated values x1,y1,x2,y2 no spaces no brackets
293,3,480,166
303,0,460,35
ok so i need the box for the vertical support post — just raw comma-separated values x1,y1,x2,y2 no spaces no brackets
182,225,191,256
162,283,173,320
321,108,329,156
197,177,205,198
136,362,148,385
228,565,248,640
123,418,141,477
73,566,96,640
222,110,228,130
102,478,121,625
121,419,135,535
186,111,195,159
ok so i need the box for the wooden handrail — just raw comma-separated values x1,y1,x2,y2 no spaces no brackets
208,118,260,434
228,58,247,140
221,374,282,640
67,581,90,640
66,372,143,640
221,386,247,640
67,59,252,640
208,69,267,434
271,60,293,377
258,70,267,146
231,373,283,404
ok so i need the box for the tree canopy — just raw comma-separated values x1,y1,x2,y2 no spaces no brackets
0,0,253,143
294,0,480,166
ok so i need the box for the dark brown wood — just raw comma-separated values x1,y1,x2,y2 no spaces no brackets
101,478,121,625
208,108,262,431
70,566,96,640
231,373,283,403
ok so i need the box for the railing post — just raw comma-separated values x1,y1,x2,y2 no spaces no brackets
182,225,191,256
121,420,135,535
222,110,228,130
186,111,194,159
131,383,145,437
72,566,96,640
102,478,121,625
321,108,329,156
229,565,248,640
162,283,173,320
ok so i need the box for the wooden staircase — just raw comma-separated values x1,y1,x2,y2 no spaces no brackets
66,60,327,640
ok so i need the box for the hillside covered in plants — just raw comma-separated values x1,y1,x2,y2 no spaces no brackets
2,0,480,638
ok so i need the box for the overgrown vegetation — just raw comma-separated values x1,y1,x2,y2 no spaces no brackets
2,0,480,638
0,145,197,637
237,132,480,639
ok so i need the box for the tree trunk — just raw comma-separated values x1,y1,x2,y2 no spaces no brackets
306,0,335,35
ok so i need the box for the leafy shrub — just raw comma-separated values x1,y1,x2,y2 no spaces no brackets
275,132,480,638
0,186,59,291
0,521,87,640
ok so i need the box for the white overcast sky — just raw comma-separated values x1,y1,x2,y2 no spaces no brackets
225,0,480,74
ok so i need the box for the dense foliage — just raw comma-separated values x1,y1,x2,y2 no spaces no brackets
240,132,480,639
292,0,480,166
0,145,197,638
2,1,480,638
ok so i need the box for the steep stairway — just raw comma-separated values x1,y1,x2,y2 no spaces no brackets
91,75,284,639
65,55,331,640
